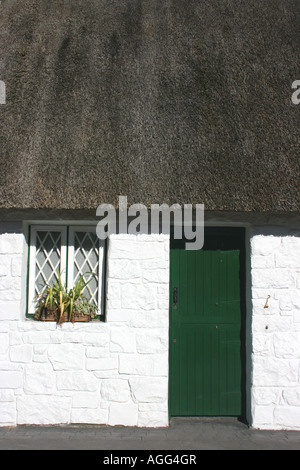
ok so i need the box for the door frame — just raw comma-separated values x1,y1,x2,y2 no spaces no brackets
168,226,248,421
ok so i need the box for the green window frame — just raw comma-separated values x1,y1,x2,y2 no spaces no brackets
27,225,106,319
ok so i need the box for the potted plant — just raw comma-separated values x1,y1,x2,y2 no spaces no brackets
34,272,98,324
70,296,98,323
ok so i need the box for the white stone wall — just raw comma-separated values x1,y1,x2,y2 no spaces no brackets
1,224,300,430
0,230,170,427
251,228,300,430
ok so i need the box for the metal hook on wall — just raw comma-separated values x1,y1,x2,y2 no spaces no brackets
264,295,270,308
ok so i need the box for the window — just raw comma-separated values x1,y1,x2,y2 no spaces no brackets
27,225,106,318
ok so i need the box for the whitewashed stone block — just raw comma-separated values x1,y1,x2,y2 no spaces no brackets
33,354,48,363
252,405,275,427
138,411,169,428
0,276,20,291
108,260,141,280
252,334,272,356
71,407,108,424
119,355,154,376
72,392,100,409
48,344,85,370
130,311,168,328
252,269,293,289
251,255,275,269
22,331,61,345
0,290,22,302
0,370,23,389
277,290,300,312
33,345,48,354
275,252,300,269
275,237,300,268
273,333,300,359
129,377,168,403
109,239,165,261
142,258,169,270
0,299,21,321
282,388,300,407
24,364,55,395
56,371,99,392
252,288,276,300
253,358,298,387
85,347,107,358
63,331,108,347
157,296,169,310
9,330,22,346
119,354,168,377
296,273,300,290
86,356,118,372
0,257,11,277
143,269,169,284
0,402,16,425
10,345,33,363
153,354,169,377
106,281,121,302
121,283,156,310
252,387,279,405
0,389,15,402
0,360,22,371
0,234,24,255
106,298,122,310
17,396,71,425
109,327,136,353
93,369,119,379
251,297,278,315
32,346,49,362
136,329,168,354
294,311,300,323
107,309,132,322
101,379,130,402
251,236,281,256
0,323,9,333
11,256,23,277
138,402,167,411
108,402,138,426
274,406,300,429
0,333,9,355
251,316,291,334
19,321,57,332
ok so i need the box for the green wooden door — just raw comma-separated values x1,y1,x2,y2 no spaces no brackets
169,228,245,417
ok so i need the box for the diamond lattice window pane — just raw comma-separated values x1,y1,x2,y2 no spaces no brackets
73,232,99,306
35,231,62,296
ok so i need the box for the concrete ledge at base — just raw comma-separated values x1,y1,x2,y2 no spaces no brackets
0,418,299,450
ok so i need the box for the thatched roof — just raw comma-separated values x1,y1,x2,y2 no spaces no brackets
0,0,299,211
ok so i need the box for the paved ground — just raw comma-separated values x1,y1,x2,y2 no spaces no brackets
0,417,299,450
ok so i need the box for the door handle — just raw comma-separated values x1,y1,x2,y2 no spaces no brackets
173,287,178,305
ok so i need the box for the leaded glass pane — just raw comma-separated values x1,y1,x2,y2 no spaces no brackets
74,231,99,306
35,231,62,296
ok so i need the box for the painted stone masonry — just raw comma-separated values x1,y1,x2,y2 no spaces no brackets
0,229,169,427
250,228,300,430
0,224,300,430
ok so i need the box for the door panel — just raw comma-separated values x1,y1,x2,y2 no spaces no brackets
171,249,240,324
169,228,245,417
